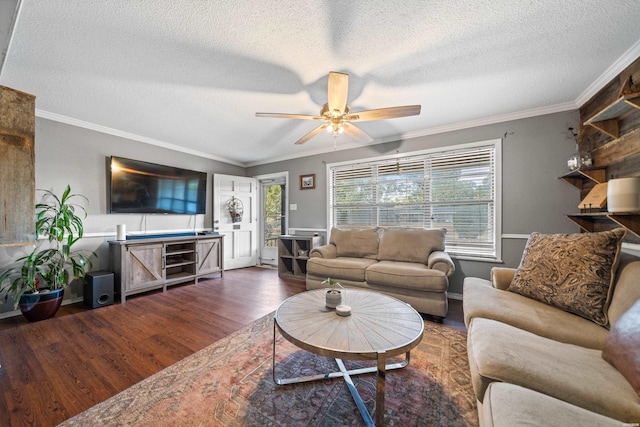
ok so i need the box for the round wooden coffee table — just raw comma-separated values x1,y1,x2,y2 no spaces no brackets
273,289,424,426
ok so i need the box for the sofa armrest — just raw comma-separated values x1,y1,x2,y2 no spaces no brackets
428,250,455,276
490,267,516,290
310,244,337,259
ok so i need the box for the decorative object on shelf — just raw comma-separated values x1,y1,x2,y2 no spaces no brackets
298,249,308,257
0,185,96,321
567,150,581,171
579,182,608,211
607,177,640,213
566,127,594,170
116,224,126,241
567,127,581,171
299,173,316,190
322,277,343,308
227,197,243,223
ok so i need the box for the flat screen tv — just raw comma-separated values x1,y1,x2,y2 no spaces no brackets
109,156,207,214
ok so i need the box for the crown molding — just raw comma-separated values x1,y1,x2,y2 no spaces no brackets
246,101,578,167
392,102,578,142
0,0,22,77
575,38,640,107
35,109,243,167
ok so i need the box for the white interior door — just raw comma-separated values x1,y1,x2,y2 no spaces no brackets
213,174,258,270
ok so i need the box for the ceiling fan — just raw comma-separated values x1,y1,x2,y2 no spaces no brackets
256,71,421,145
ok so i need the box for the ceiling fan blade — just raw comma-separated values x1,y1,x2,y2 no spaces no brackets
256,112,322,120
346,105,421,122
295,124,329,145
343,122,374,143
327,72,349,115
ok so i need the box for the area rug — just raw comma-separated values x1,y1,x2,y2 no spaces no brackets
59,313,478,427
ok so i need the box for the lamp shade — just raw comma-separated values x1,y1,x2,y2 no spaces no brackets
607,177,640,213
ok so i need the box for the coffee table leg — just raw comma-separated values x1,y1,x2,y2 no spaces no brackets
377,351,386,426
335,359,375,427
273,322,410,426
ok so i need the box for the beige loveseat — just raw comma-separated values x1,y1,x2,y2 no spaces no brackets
306,227,455,319
463,229,640,426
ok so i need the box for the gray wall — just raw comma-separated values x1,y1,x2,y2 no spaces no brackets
0,118,244,316
247,111,582,294
1,110,582,316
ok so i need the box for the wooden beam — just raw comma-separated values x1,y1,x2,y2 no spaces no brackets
592,127,640,168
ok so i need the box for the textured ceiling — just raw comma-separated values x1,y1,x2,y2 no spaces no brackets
2,0,640,166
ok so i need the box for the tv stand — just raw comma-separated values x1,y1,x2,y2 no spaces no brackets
109,234,223,302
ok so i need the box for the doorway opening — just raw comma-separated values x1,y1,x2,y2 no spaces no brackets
258,173,288,266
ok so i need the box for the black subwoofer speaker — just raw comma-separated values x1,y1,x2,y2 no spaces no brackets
84,271,114,309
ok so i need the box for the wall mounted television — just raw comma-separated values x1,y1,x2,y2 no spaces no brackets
109,156,207,214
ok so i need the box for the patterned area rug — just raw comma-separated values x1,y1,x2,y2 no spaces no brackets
59,313,478,426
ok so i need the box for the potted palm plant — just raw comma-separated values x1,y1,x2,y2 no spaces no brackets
0,185,95,321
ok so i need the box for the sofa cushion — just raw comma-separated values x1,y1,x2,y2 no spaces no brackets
306,256,378,282
329,227,379,259
366,261,448,292
602,300,640,397
377,228,445,263
606,253,640,326
467,317,640,421
483,383,623,427
463,276,608,349
507,228,625,326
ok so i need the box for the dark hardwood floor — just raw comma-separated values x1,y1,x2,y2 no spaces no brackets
0,267,464,427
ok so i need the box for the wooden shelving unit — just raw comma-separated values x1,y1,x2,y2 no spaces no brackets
560,168,640,239
109,234,224,302
583,77,640,139
165,242,196,285
583,94,640,139
278,235,323,280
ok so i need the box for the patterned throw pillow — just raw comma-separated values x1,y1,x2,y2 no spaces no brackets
508,228,626,326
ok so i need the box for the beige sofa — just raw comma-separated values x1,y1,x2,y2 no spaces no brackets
306,227,455,319
463,229,640,426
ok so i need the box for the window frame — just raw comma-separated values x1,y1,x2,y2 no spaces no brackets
325,139,502,262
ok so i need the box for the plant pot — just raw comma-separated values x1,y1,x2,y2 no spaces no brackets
326,289,342,308
19,288,64,322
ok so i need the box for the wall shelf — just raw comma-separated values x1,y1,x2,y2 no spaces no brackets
559,168,606,189
566,212,640,238
560,168,640,239
583,77,640,139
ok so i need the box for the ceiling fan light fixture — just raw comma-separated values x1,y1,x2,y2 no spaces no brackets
256,72,421,146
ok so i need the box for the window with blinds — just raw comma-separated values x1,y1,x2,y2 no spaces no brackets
328,141,499,259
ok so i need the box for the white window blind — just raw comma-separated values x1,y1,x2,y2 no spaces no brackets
329,142,498,259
